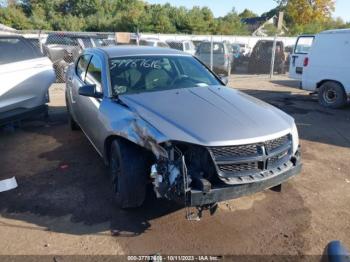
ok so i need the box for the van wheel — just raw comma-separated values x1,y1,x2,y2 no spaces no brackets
109,139,148,209
319,81,347,109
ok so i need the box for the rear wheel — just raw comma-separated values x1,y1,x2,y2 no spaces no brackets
109,139,148,209
319,81,347,109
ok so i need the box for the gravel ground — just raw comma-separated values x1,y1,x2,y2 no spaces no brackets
0,75,349,257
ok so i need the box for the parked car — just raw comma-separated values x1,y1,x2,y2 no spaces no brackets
288,35,314,81
44,33,115,82
248,40,286,74
65,46,301,211
231,43,249,70
23,36,42,53
0,35,55,125
234,43,252,57
195,41,233,75
139,38,169,48
295,29,350,108
166,40,196,55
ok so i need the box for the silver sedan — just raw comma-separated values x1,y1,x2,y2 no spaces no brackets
65,46,301,212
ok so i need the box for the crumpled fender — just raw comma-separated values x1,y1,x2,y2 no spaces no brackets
101,99,169,159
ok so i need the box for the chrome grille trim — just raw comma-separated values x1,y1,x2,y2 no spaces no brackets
207,134,292,181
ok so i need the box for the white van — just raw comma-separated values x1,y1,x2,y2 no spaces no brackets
290,29,350,108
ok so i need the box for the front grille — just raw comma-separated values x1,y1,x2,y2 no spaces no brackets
208,134,292,179
218,162,259,173
210,144,258,158
265,135,289,153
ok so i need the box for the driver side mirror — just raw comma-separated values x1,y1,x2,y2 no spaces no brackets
218,74,229,86
79,84,103,99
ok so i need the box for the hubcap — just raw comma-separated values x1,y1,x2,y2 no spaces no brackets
324,88,337,104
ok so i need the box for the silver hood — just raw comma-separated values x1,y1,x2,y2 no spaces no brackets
122,86,295,146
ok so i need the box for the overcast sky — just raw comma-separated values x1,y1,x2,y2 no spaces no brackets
147,0,350,22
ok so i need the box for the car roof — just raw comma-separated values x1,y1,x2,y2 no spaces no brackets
320,29,350,35
94,46,190,58
0,34,24,38
166,40,190,43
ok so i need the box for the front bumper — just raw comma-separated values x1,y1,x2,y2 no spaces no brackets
187,161,302,207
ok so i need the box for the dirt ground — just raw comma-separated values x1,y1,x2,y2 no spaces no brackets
0,75,349,257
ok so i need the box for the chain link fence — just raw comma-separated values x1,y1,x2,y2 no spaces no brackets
2,29,297,82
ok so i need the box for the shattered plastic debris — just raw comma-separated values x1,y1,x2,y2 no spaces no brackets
0,177,18,193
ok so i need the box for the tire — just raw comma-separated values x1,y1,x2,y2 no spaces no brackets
109,139,148,209
319,81,347,109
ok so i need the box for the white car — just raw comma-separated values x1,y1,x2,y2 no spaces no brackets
166,40,196,55
0,35,56,125
290,30,350,108
139,38,169,48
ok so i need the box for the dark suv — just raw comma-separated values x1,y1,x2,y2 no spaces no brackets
248,40,286,74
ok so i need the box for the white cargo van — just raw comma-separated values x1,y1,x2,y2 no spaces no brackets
290,29,350,108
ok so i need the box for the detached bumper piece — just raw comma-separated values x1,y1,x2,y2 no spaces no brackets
188,159,301,207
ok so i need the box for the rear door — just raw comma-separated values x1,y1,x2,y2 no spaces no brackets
0,37,55,114
68,54,91,125
289,35,314,80
79,55,104,148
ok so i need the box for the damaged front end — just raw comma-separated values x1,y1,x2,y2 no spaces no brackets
149,142,222,218
148,136,302,219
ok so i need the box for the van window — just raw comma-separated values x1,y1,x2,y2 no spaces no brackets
0,37,43,65
184,42,190,51
294,36,314,54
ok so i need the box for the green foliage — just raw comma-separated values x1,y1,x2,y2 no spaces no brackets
0,0,249,34
0,0,348,35
239,9,258,19
216,9,249,35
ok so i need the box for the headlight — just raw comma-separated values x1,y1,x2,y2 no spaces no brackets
291,122,299,154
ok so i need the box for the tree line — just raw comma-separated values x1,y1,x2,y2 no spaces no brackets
0,0,349,35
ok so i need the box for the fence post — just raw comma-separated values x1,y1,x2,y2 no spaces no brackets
38,30,43,54
270,34,277,79
210,35,213,71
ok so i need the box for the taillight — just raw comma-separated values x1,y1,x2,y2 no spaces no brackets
303,57,309,67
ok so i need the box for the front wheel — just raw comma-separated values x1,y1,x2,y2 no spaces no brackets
109,139,148,209
319,81,347,109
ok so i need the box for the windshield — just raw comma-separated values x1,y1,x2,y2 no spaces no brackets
109,55,221,95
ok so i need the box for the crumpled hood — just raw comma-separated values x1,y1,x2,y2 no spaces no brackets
122,86,295,146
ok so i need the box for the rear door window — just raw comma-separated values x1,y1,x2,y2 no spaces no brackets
294,36,314,54
0,37,43,65
76,54,92,81
86,55,103,92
